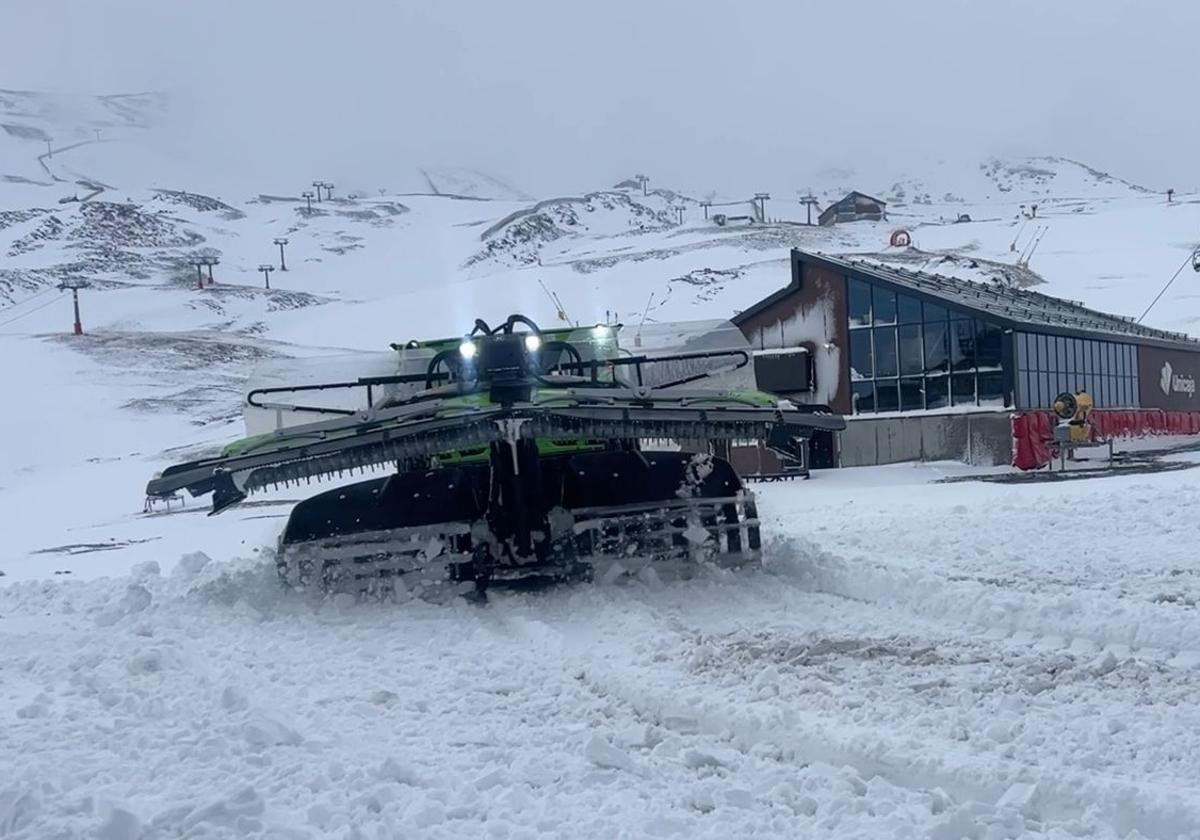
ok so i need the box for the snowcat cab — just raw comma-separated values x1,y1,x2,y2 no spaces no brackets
146,314,845,598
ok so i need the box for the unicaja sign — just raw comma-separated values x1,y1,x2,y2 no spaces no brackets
1160,361,1196,398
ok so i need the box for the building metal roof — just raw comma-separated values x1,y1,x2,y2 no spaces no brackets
834,191,886,207
735,249,1200,352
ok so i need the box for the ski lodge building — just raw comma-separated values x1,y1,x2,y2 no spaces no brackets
732,249,1200,469
817,192,887,226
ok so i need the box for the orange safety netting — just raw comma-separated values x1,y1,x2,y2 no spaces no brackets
1012,410,1200,470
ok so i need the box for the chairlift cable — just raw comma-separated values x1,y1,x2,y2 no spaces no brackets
1137,250,1196,324
0,285,56,313
0,293,63,329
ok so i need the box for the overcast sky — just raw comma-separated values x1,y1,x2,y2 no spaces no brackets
3,0,1196,195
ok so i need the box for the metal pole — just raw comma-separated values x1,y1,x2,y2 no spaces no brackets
58,281,89,334
312,181,323,202
274,238,289,271
258,265,274,289
195,263,205,290
302,191,314,213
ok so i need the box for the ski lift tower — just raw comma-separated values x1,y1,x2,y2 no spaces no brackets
798,193,820,225
753,193,771,223
57,280,91,335
274,237,289,271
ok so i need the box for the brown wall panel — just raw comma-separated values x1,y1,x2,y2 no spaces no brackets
1138,345,1200,410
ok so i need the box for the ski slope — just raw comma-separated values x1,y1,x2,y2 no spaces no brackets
4,90,1200,839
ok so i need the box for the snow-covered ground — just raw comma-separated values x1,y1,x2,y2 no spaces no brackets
5,90,1200,839
6,462,1200,838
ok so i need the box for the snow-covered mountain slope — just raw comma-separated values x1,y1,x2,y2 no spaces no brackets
419,165,532,201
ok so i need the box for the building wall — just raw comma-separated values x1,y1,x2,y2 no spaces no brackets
735,260,851,413
839,412,1012,467
1138,344,1200,410
1013,331,1139,410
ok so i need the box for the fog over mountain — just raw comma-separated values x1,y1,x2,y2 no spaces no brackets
3,0,1196,195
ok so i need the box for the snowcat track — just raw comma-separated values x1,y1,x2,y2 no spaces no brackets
277,495,760,596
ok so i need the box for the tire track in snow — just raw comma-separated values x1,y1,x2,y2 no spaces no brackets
526,569,1200,840
767,534,1200,671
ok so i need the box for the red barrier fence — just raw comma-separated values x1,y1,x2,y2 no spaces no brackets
1012,410,1200,470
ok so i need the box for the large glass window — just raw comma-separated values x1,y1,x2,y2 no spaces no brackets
898,324,923,375
873,286,897,325
977,321,1003,370
847,281,1015,414
875,379,900,412
897,294,922,325
849,329,873,380
848,278,872,327
926,375,949,410
952,372,976,406
924,321,949,373
874,327,898,377
950,318,976,371
851,381,875,413
900,377,924,411
979,371,1004,406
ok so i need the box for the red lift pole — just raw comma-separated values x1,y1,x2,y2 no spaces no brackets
57,280,90,335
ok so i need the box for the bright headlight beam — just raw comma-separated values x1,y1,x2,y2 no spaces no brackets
592,324,609,338
524,334,542,352
459,340,477,360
